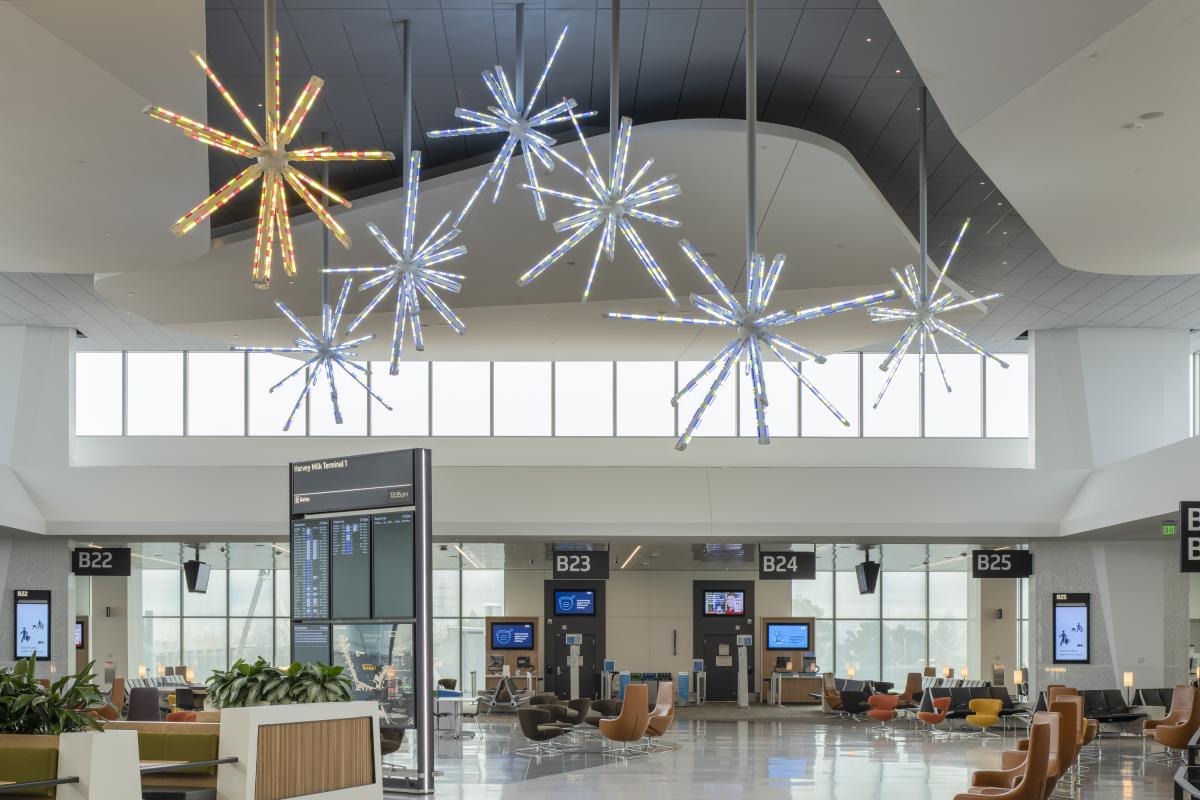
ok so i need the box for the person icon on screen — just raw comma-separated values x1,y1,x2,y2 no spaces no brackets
20,628,30,643
34,619,44,630
1058,630,1069,647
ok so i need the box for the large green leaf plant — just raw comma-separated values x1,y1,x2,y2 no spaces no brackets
0,658,105,735
205,657,352,708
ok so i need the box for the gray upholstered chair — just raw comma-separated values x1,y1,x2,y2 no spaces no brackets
516,707,564,756
126,686,163,721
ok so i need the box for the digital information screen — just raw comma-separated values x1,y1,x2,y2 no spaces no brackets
372,512,414,619
292,519,330,619
1053,593,1090,664
703,591,745,616
14,591,50,660
554,590,595,615
291,623,332,666
331,515,371,619
333,623,415,727
491,622,534,649
766,623,810,650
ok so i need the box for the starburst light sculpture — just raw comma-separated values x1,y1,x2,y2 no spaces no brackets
325,151,468,374
427,25,594,226
606,241,896,450
234,278,391,431
520,111,680,303
867,218,1006,407
145,35,393,287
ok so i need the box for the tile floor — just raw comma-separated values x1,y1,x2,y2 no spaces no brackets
385,716,1180,798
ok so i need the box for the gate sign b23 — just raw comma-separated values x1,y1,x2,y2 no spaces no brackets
1181,502,1200,573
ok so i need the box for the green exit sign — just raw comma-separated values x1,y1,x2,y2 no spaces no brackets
1164,522,1178,536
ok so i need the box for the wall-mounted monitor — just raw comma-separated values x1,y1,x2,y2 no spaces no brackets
14,590,50,661
765,622,810,651
1052,593,1090,664
702,590,745,616
75,621,85,650
184,560,211,594
554,590,595,616
491,622,535,650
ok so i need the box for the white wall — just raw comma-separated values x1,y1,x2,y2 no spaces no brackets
89,576,129,688
0,536,72,678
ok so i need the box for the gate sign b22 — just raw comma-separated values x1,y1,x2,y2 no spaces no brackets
971,550,1032,579
1181,502,1200,573
758,551,816,580
553,549,609,580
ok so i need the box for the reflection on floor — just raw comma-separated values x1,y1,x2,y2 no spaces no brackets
383,715,1179,797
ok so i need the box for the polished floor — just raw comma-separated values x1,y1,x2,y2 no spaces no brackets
385,715,1179,798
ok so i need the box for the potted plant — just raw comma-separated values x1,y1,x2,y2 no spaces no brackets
205,658,351,709
0,658,105,746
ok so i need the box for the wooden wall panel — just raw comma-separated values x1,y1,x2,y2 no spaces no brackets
253,716,374,800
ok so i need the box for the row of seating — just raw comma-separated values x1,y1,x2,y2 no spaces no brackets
516,683,676,758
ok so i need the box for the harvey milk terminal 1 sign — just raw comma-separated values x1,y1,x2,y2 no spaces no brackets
290,451,415,515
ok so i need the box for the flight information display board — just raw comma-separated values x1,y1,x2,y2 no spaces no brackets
331,515,371,619
372,511,414,619
291,623,331,665
292,519,330,619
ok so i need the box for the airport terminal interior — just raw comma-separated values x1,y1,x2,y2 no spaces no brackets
3,0,1200,798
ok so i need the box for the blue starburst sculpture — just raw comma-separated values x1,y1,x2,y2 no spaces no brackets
326,151,468,374
427,26,594,226
521,111,681,303
868,218,1006,408
606,241,895,450
234,278,391,431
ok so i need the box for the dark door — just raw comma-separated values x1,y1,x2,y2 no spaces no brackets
703,634,737,701
552,633,598,699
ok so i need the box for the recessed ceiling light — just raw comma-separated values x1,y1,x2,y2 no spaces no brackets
996,201,1003,206
865,37,872,43
104,233,112,239
1001,261,1008,265
979,181,985,185
127,291,135,296
895,69,901,74
1001,231,1008,235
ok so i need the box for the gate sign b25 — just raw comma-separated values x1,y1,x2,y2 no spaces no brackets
1181,502,1200,573
552,549,609,580
758,551,816,580
971,550,1033,579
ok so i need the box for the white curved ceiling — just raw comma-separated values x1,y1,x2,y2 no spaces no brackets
880,0,1200,276
96,120,930,359
0,0,211,274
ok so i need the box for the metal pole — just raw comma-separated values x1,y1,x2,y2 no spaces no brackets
746,0,757,266
414,449,435,793
321,132,329,305
610,0,620,164
402,20,413,170
917,85,928,435
515,3,525,105
264,0,276,130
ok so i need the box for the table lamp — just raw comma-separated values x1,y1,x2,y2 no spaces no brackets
846,665,856,679
185,667,195,684
156,663,165,678
942,666,951,679
961,667,969,680
1123,671,1134,704
138,664,147,679
1013,669,1024,687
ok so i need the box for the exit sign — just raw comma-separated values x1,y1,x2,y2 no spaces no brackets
1164,522,1178,536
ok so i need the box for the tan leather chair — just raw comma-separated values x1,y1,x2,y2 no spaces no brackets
1145,685,1193,733
897,672,923,708
821,672,842,715
645,681,675,750
1150,687,1200,761
110,676,126,715
953,719,1053,800
970,710,1066,800
923,667,936,678
599,683,649,757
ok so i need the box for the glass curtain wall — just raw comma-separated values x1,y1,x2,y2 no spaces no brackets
792,544,971,686
432,544,504,693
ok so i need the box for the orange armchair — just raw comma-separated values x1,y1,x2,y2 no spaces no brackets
918,696,951,738
867,694,900,735
954,719,1053,800
599,683,650,757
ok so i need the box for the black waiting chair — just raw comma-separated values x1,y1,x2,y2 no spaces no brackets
839,690,870,719
585,699,622,728
515,708,564,756
174,687,196,711
126,686,163,721
947,688,974,720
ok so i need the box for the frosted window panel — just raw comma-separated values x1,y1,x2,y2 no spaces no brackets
433,569,460,617
929,572,969,619
274,569,290,616
462,618,487,694
616,362,674,436
929,620,968,677
229,570,273,617
676,361,736,437
881,572,925,619
248,353,306,436
801,354,859,436
738,362,798,437
462,570,504,618
183,618,227,678
309,361,367,435
924,354,982,437
555,362,614,436
142,618,180,674
142,569,181,617
862,353,919,436
813,620,834,675
75,352,123,435
229,618,273,664
187,353,245,435
274,619,290,667
986,354,1029,437
126,352,183,435
835,620,880,679
371,361,428,436
183,569,227,617
883,620,927,688
792,571,833,619
493,362,551,436
834,570,879,618
433,619,462,686
432,362,490,435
